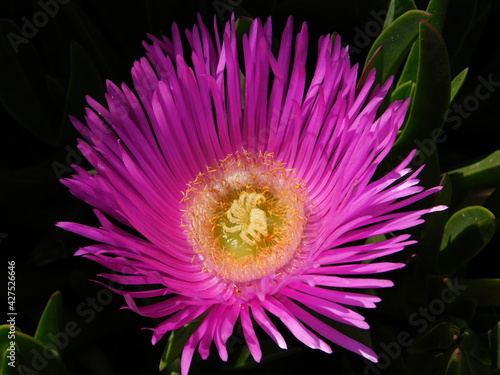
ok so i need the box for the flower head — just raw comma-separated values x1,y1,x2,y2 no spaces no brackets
58,15,445,374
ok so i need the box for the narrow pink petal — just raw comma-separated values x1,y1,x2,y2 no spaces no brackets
249,301,287,349
261,296,332,353
280,297,378,363
241,305,262,362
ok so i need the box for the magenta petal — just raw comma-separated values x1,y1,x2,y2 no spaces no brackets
241,305,262,362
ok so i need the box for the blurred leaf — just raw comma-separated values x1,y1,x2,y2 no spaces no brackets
408,317,491,375
382,0,416,29
364,10,432,84
459,279,500,307
57,40,104,146
0,19,55,145
438,206,496,276
392,20,451,160
34,291,63,344
450,67,469,104
0,161,65,207
447,150,500,194
408,318,463,353
61,1,123,79
235,16,253,40
486,322,500,370
445,0,493,75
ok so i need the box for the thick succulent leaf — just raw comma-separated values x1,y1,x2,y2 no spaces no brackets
447,150,500,194
34,291,63,345
484,183,500,230
392,20,451,159
396,0,450,86
390,79,415,103
364,10,432,84
0,326,70,375
0,325,16,375
425,0,450,32
450,68,469,104
438,206,496,277
382,0,417,29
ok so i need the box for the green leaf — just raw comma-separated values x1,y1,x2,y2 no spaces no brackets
408,318,464,353
459,279,500,307
391,20,451,165
425,0,450,32
396,0,449,86
228,340,300,370
382,0,417,29
408,317,491,375
447,150,500,194
390,80,415,102
438,206,496,276
159,318,204,372
34,291,63,345
235,16,253,41
0,325,70,375
364,10,432,84
450,68,469,104
484,183,500,231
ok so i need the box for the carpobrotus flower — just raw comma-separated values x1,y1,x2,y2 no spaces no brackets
57,15,445,374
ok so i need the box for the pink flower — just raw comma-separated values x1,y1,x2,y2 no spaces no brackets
57,15,445,374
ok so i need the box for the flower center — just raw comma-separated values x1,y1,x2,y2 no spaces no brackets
182,151,308,283
222,192,269,250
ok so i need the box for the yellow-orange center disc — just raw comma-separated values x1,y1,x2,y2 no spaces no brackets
182,151,308,283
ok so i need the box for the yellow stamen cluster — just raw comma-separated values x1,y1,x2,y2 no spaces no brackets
182,150,308,283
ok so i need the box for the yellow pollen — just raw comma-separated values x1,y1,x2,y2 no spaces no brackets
182,150,308,283
222,192,268,247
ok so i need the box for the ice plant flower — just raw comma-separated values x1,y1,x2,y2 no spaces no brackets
57,15,445,374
